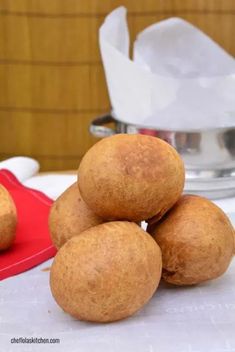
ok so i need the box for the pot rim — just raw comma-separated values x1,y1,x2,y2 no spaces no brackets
111,111,235,134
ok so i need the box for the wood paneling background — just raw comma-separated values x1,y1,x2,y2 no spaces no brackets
0,0,234,170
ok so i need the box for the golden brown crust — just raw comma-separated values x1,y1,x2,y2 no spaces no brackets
233,228,235,254
78,134,185,222
0,185,17,250
147,194,234,286
50,221,162,322
49,183,103,249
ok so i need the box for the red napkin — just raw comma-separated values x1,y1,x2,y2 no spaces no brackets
0,169,56,280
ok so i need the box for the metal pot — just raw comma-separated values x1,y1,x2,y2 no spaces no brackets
90,114,235,199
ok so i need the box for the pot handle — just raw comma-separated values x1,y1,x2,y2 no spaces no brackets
89,114,117,138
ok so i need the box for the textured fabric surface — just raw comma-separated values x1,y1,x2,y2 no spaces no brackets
0,257,234,352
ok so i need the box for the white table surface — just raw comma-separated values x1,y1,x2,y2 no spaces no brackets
0,175,235,352
1,256,235,352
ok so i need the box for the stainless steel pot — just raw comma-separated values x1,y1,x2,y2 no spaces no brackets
90,114,235,199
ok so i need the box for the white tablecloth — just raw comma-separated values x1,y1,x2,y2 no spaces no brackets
0,173,235,352
1,255,235,352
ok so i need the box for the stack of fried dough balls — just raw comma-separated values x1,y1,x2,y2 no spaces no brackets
49,134,234,323
0,185,17,251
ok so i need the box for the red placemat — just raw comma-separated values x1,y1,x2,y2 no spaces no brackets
0,169,56,280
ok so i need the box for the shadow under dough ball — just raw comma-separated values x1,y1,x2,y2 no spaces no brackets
78,134,185,222
50,221,162,323
49,183,103,249
0,185,17,250
147,195,235,286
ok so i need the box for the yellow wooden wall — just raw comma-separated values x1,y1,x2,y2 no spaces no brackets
0,0,234,170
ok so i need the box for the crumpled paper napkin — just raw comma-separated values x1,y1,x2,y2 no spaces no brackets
99,7,235,130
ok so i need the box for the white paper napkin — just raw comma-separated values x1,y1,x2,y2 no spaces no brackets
23,175,76,200
0,157,39,182
99,7,235,130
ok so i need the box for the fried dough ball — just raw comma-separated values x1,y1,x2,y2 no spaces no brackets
78,134,185,222
50,221,162,322
0,185,17,250
49,183,103,249
147,195,234,285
